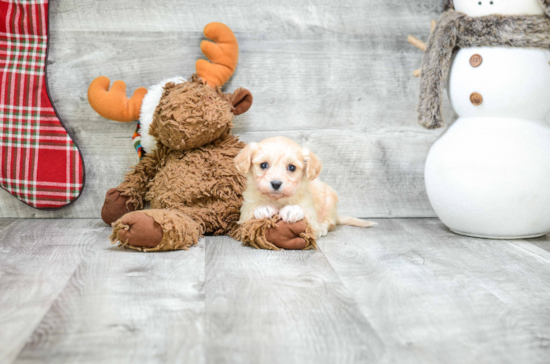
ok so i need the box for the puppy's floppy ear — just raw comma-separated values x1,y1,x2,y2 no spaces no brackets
303,148,322,180
235,142,257,174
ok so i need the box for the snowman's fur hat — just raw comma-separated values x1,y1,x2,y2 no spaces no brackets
441,0,454,12
418,9,550,129
542,0,550,16
441,0,550,16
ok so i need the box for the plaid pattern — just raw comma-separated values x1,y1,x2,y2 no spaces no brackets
0,0,84,209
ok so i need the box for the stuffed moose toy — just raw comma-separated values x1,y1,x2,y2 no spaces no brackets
88,23,316,251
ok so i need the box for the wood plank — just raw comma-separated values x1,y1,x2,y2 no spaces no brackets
13,232,206,364
49,0,441,33
523,235,550,254
0,0,448,218
205,235,384,364
0,219,102,364
318,220,550,364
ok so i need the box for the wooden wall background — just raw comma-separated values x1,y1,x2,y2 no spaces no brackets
0,0,457,218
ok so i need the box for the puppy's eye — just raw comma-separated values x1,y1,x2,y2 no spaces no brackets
260,162,268,170
288,164,296,172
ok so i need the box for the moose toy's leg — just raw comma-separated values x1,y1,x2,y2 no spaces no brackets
110,210,203,252
265,220,317,250
231,216,317,251
101,188,137,225
100,146,168,225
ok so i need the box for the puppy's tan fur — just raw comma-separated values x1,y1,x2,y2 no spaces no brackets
235,136,375,238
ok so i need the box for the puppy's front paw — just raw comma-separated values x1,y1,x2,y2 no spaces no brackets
254,205,278,220
319,224,329,237
279,205,305,223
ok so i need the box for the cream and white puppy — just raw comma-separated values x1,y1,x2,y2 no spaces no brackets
235,136,375,238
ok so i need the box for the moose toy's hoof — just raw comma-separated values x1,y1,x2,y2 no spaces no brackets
232,217,317,251
101,188,136,225
115,212,164,249
266,220,309,250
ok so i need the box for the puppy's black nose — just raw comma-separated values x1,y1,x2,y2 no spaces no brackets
271,181,282,190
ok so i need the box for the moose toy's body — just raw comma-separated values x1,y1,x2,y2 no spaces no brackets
90,23,316,251
102,78,249,251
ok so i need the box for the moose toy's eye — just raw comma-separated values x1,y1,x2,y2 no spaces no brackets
260,162,268,170
288,164,296,172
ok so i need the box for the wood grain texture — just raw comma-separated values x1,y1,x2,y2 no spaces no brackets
0,0,451,218
318,220,550,364
205,235,384,364
2,217,550,363
525,235,550,254
0,219,102,364
13,229,206,364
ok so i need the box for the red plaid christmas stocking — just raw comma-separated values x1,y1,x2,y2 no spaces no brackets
0,0,84,209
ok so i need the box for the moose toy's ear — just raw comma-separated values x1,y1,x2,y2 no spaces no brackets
232,88,253,115
235,142,257,174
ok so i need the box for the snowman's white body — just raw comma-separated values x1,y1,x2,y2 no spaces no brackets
424,0,550,238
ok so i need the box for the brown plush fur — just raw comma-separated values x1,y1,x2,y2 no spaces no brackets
230,216,317,251
108,75,315,251
150,77,236,151
111,209,201,252
418,10,550,129
112,77,245,247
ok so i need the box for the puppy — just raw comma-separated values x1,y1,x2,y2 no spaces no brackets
234,136,375,239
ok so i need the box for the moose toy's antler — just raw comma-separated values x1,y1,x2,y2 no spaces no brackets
88,22,239,121
88,77,147,122
408,20,437,77
196,22,239,87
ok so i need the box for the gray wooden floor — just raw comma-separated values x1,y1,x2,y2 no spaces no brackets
1,218,550,364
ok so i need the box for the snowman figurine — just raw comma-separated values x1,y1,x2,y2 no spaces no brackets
410,0,550,239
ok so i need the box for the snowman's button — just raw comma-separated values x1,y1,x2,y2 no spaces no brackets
470,92,483,106
470,54,483,67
